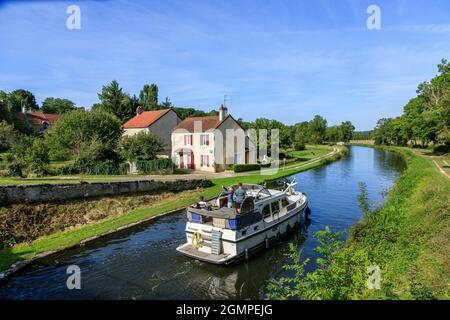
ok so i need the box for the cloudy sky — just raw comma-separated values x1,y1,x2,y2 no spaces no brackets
1,0,449,130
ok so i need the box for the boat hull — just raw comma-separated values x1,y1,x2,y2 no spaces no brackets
176,201,308,265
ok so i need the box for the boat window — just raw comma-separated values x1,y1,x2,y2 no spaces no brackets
262,205,271,221
281,197,289,207
271,201,280,215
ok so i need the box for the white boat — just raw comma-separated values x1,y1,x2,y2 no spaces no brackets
176,179,309,264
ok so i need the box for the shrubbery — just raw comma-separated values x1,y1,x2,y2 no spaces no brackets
136,158,173,174
233,163,261,172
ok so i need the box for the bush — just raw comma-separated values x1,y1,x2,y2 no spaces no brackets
293,142,306,151
432,144,449,155
7,163,22,177
136,158,173,174
53,165,81,176
233,163,261,172
85,160,129,175
120,132,164,162
226,164,235,171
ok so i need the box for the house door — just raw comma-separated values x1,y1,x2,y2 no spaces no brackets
183,152,194,169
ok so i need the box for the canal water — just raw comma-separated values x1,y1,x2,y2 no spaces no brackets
0,146,406,300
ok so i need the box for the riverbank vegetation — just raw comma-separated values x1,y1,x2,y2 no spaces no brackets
0,146,347,273
267,147,450,300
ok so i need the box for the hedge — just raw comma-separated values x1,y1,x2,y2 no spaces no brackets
233,163,261,173
136,158,173,174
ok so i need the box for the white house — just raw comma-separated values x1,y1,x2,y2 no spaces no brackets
171,105,255,172
123,108,181,156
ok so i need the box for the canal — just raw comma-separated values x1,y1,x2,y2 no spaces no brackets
0,146,406,299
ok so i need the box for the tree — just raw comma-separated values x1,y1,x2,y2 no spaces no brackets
0,121,17,151
45,109,123,163
41,97,76,114
120,132,164,162
11,136,49,176
139,84,159,111
308,115,327,144
339,121,355,142
160,97,174,109
9,89,39,112
97,80,134,122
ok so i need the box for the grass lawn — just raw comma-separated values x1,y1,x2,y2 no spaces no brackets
0,146,345,272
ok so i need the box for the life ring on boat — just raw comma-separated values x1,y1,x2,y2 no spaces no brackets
192,231,202,249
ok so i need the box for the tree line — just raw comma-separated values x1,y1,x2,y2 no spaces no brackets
372,59,450,150
241,115,354,151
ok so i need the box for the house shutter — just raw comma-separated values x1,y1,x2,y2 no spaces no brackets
206,135,210,146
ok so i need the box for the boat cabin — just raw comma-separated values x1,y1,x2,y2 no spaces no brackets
186,184,295,231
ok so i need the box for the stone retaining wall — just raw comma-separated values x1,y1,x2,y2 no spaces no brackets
0,179,213,205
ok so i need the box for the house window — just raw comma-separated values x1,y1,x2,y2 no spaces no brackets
200,134,210,146
184,134,193,146
200,155,210,167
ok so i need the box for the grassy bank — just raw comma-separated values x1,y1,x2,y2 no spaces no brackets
286,145,449,299
0,146,347,273
353,146,450,299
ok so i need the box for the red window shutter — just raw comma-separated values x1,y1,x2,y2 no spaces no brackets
206,135,210,146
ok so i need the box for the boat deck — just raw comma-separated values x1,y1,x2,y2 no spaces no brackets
176,244,231,264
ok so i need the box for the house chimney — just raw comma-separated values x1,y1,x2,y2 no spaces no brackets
219,104,228,121
136,105,144,115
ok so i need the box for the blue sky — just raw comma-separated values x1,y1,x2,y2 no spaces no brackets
0,0,449,130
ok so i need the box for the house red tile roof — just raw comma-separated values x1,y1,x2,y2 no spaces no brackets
173,115,227,133
16,112,60,125
123,109,172,129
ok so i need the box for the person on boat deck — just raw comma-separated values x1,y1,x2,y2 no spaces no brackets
197,196,209,210
234,183,246,213
221,186,235,208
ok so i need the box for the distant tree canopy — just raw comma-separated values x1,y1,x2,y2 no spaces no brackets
41,97,77,114
326,121,355,143
171,107,218,120
373,59,450,147
353,131,373,140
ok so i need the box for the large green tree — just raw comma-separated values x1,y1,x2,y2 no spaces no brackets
308,115,328,144
139,84,159,111
97,80,134,122
45,109,123,163
9,89,39,112
120,132,164,162
41,97,76,114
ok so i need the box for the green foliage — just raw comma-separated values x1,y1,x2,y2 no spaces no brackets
0,121,17,151
136,158,173,174
7,163,22,177
352,130,373,140
97,80,134,122
139,84,159,111
11,136,50,176
267,227,372,300
45,108,122,163
171,107,218,120
9,89,39,112
293,141,306,151
326,121,355,142
233,163,261,172
41,97,77,114
119,131,164,163
374,59,450,148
